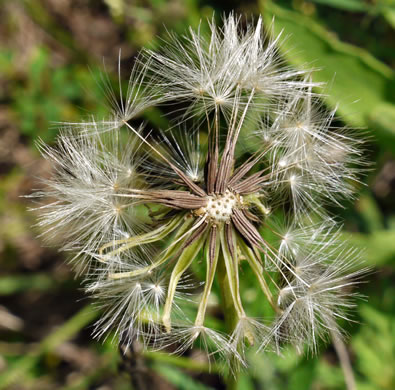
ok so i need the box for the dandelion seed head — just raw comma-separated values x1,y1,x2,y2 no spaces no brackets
31,13,366,370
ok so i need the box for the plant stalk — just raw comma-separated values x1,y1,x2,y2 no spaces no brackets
217,251,239,390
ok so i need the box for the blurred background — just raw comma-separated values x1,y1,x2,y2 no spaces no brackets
0,0,394,389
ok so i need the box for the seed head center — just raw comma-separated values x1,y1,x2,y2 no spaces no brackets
204,190,239,222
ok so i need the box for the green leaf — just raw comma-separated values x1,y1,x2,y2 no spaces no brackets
261,1,395,134
383,6,395,28
355,192,385,233
316,360,346,388
309,0,369,12
368,103,395,153
144,350,220,374
352,305,395,389
154,364,214,390
287,359,316,390
238,371,255,390
344,229,395,267
0,273,56,295
310,0,395,29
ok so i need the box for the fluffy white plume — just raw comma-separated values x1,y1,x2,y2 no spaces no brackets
32,14,366,372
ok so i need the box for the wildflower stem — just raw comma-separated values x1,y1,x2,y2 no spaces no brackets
101,213,184,259
217,252,239,332
162,233,206,332
216,247,241,388
107,216,193,280
195,225,221,327
225,374,239,390
237,236,278,312
331,330,356,390
219,226,246,321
